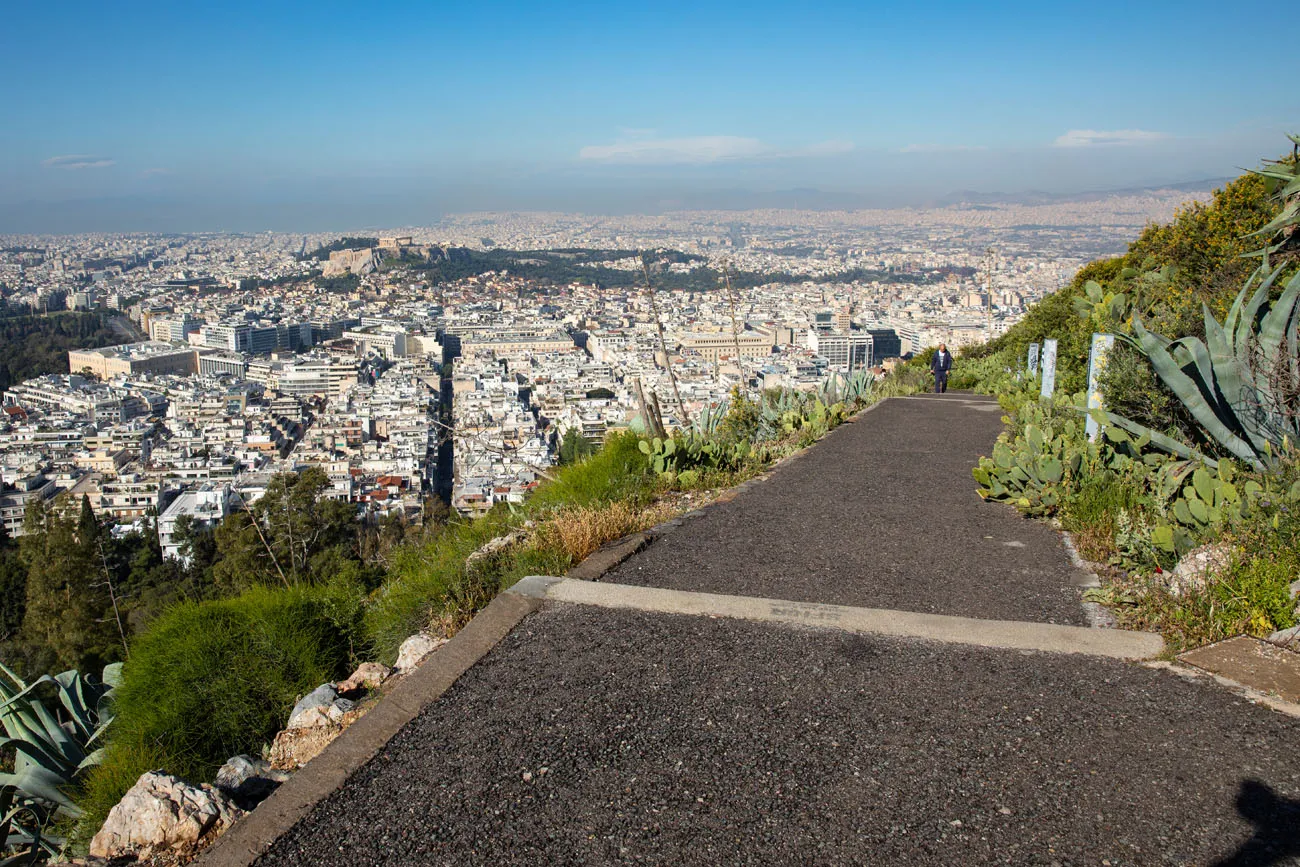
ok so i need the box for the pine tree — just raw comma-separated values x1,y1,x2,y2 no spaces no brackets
19,498,117,674
0,520,25,639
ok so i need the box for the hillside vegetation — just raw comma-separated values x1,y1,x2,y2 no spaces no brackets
0,310,121,392
956,136,1300,651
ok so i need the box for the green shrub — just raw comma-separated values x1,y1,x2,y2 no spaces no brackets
79,584,359,837
1212,553,1298,636
365,512,511,661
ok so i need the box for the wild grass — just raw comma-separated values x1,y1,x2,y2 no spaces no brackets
1061,472,1151,564
77,584,358,843
1091,484,1300,651
1109,552,1298,653
525,431,652,513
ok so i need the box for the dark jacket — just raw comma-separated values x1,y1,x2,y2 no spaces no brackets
931,350,952,374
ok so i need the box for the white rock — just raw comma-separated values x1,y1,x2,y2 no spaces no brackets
268,706,363,770
1166,542,1235,597
394,632,449,673
464,523,534,566
1267,624,1300,647
214,755,289,807
287,684,355,730
337,661,392,696
89,771,244,859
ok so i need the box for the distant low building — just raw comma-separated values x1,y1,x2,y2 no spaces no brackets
678,331,774,363
0,474,59,537
158,483,233,563
68,342,198,379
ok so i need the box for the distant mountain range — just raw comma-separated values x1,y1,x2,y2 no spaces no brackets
0,178,1233,234
625,179,1229,213
925,178,1230,208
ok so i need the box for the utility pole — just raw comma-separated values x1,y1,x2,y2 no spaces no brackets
984,246,996,342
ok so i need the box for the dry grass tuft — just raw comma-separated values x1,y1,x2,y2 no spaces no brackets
538,501,673,563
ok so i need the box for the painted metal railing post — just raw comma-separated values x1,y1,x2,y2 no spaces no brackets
1085,333,1115,441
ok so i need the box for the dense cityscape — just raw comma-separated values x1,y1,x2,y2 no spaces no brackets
0,188,1207,546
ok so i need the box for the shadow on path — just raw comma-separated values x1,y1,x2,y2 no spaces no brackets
1214,780,1300,867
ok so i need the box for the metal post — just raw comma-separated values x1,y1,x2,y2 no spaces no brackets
1039,339,1058,399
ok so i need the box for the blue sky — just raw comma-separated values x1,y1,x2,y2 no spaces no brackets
1,0,1295,230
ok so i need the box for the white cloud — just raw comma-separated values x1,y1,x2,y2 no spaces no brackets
41,154,115,170
579,135,853,165
1053,129,1170,148
899,143,988,154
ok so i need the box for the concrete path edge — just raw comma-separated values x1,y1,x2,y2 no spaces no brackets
543,577,1165,660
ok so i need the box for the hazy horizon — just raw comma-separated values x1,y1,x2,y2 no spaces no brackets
2,0,1295,234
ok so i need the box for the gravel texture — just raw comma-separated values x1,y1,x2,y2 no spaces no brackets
608,395,1087,624
256,605,1300,867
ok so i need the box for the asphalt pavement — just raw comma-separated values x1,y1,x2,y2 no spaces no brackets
241,395,1300,867
257,605,1300,866
608,394,1086,624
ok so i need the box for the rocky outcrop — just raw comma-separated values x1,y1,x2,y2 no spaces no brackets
89,771,244,860
268,708,364,770
322,247,378,276
286,684,355,729
394,632,449,673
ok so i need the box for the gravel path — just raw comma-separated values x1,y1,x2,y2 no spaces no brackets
257,605,1300,867
607,394,1087,624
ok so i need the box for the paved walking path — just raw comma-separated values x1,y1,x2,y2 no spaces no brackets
210,395,1300,867
607,394,1086,623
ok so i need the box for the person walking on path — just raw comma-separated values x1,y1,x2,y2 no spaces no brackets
930,343,952,393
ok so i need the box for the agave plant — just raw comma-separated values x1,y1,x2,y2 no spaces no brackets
0,661,121,861
691,399,728,438
1102,263,1300,471
1246,134,1300,264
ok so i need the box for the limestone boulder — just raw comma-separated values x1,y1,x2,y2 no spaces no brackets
89,771,244,859
286,683,355,729
268,709,363,770
394,632,449,673
336,661,392,698
1165,542,1235,597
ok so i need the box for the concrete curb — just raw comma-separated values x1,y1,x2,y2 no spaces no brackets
542,577,1165,660
195,590,543,867
566,532,650,580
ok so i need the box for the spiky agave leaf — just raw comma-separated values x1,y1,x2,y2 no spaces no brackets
1130,317,1260,466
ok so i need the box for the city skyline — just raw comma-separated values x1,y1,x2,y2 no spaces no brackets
2,0,1295,232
